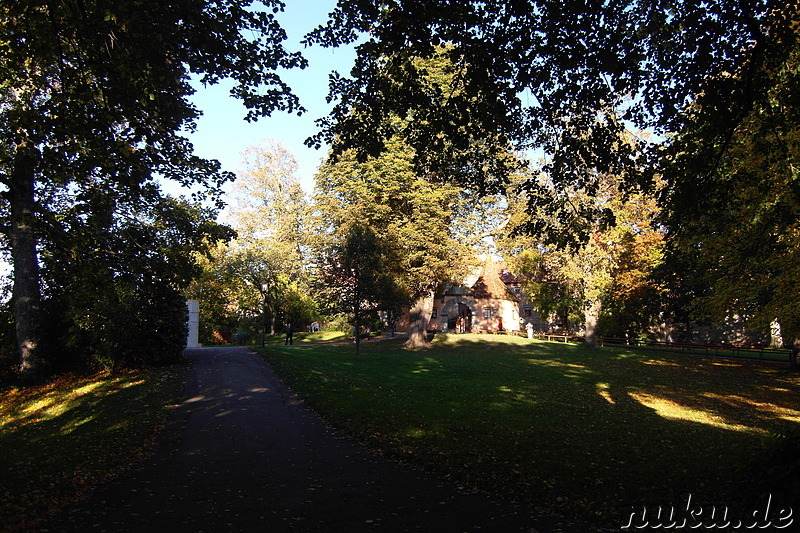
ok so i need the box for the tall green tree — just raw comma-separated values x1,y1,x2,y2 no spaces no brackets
188,141,315,343
0,0,305,379
658,12,800,353
228,140,309,248
318,224,402,356
225,140,312,336
313,137,470,347
311,45,519,347
307,2,799,346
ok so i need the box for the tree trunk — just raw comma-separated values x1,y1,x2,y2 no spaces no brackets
404,291,434,348
353,288,362,358
10,137,45,382
584,298,601,348
354,324,361,358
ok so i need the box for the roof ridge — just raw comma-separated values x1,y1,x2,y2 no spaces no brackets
470,257,519,301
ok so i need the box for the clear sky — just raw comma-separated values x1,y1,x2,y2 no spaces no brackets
185,0,357,194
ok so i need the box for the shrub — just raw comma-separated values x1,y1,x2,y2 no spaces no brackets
231,328,256,346
322,313,351,333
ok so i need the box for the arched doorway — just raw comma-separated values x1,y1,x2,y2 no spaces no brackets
443,298,476,333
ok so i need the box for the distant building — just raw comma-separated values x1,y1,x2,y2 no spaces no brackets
417,256,546,334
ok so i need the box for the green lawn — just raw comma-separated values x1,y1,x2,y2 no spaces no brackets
260,334,800,527
250,330,349,346
0,363,188,531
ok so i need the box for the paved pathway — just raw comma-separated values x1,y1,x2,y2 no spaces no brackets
46,347,591,532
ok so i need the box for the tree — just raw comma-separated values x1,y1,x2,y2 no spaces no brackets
225,240,299,341
307,1,788,191
500,165,665,346
228,140,309,248
188,141,316,344
312,45,520,347
504,183,619,346
505,248,580,334
0,1,306,379
313,137,471,347
185,241,243,344
187,239,296,345
40,192,233,369
657,11,800,353
600,194,665,340
318,224,402,357
189,236,318,345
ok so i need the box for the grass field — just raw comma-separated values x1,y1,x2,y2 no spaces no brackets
255,331,349,345
260,333,800,527
0,363,188,531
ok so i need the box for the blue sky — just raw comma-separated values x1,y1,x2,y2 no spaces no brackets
186,0,357,193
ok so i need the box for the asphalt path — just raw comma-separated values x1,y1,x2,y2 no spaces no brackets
45,346,594,532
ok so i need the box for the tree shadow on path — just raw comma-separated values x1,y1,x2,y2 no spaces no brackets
47,346,601,532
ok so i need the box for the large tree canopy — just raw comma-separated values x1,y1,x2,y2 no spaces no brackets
657,19,800,347
187,140,315,344
312,46,518,347
307,1,791,185
0,0,306,379
307,0,800,350
313,137,466,347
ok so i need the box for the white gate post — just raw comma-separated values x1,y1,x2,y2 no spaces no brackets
186,300,200,348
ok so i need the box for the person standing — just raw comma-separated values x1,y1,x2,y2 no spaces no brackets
285,323,294,345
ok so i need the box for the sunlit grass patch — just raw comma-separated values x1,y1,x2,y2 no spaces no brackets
0,364,188,531
255,331,348,345
628,390,770,435
260,337,800,528
700,392,800,423
1,374,147,431
595,382,615,404
640,358,681,366
296,331,349,343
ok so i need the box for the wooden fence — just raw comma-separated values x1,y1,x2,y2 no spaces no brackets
597,337,795,364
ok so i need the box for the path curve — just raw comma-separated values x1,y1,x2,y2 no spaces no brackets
48,347,591,532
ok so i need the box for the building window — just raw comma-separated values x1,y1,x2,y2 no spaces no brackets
514,287,521,295
432,307,438,318
523,307,532,318
483,307,492,319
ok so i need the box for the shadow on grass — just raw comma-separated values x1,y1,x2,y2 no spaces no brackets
0,365,187,531
261,334,800,527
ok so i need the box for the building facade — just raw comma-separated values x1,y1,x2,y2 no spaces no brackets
422,257,545,334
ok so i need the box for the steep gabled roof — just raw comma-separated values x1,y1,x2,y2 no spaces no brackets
442,283,473,297
496,261,520,284
471,258,519,302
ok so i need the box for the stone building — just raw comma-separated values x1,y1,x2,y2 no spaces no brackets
423,257,545,334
